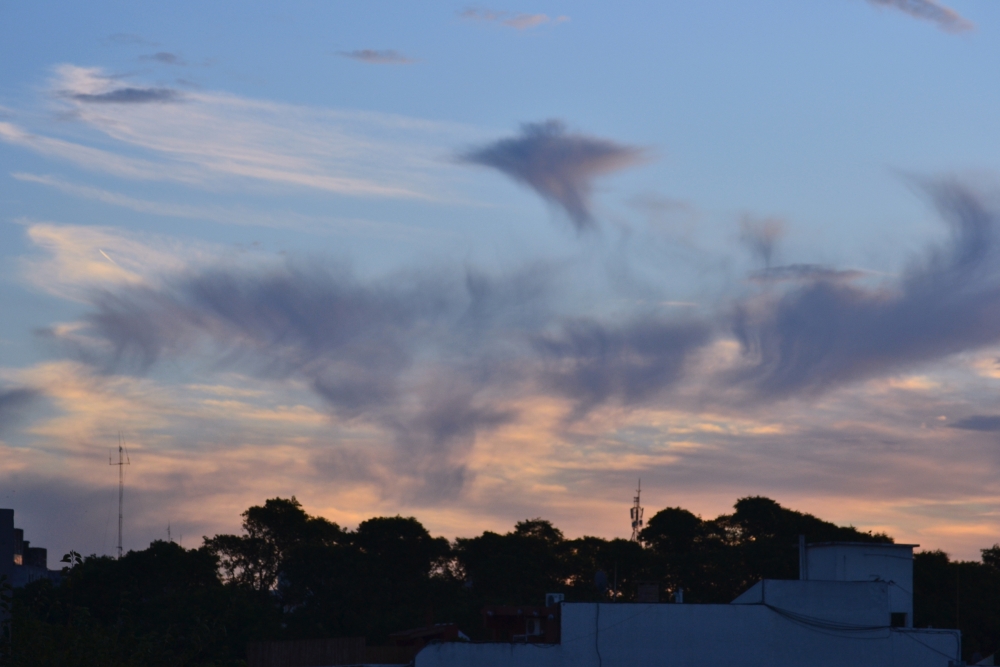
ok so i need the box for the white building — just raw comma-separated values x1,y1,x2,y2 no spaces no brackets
417,542,963,667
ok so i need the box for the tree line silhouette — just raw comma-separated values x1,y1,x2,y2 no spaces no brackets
4,495,998,665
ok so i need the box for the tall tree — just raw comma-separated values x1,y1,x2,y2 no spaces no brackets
454,518,568,607
204,497,342,592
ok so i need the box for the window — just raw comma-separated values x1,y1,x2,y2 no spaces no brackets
890,613,907,628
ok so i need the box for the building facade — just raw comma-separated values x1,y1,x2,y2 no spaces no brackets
416,542,962,667
0,508,60,588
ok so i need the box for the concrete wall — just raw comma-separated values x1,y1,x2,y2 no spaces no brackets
806,543,914,625
415,603,961,667
732,579,890,627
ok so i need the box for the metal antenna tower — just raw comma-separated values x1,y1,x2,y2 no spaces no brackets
109,433,130,559
630,479,644,542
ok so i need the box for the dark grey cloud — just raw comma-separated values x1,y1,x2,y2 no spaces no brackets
140,52,185,65
733,181,1000,398
948,415,1000,432
0,388,39,434
85,266,447,411
70,87,181,104
535,318,711,416
72,265,521,500
866,0,972,33
338,49,415,65
740,217,784,268
460,120,647,231
57,259,718,498
104,33,158,46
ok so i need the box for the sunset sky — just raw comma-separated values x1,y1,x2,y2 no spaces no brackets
2,0,1000,561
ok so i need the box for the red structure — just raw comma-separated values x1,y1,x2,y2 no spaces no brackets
481,604,561,644
389,623,461,649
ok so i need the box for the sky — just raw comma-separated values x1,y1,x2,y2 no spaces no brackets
1,0,1000,562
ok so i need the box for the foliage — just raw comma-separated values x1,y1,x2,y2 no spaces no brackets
914,549,1000,662
204,496,342,592
9,495,999,664
279,514,453,643
638,495,892,603
12,541,278,666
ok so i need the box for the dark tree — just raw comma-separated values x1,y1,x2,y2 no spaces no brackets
454,520,568,608
640,507,703,554
279,515,455,643
204,496,342,592
914,549,1000,662
10,495,999,665
12,541,278,667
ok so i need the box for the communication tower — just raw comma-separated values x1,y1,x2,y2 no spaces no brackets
109,433,130,559
630,479,644,542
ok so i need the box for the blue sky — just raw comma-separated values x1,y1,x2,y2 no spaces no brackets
2,0,1000,560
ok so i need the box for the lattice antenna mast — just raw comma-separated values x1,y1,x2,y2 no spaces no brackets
109,433,130,559
630,479,644,542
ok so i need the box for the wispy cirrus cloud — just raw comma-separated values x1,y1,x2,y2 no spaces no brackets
14,184,1000,557
69,87,181,104
61,263,532,500
12,173,433,238
748,264,868,284
28,219,715,499
0,121,203,183
338,49,415,65
51,178,1000,432
19,221,203,301
458,7,569,30
732,181,1000,398
865,0,973,33
460,120,648,231
0,65,482,201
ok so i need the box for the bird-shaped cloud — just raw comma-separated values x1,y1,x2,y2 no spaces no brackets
460,120,647,231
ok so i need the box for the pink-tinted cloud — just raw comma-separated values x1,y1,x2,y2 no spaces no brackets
458,7,569,30
866,0,973,33
14,179,1000,561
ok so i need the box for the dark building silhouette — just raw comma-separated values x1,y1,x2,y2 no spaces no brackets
0,508,60,587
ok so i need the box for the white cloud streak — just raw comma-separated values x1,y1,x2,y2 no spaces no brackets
11,173,440,238
1,65,484,201
0,121,202,183
19,222,204,301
